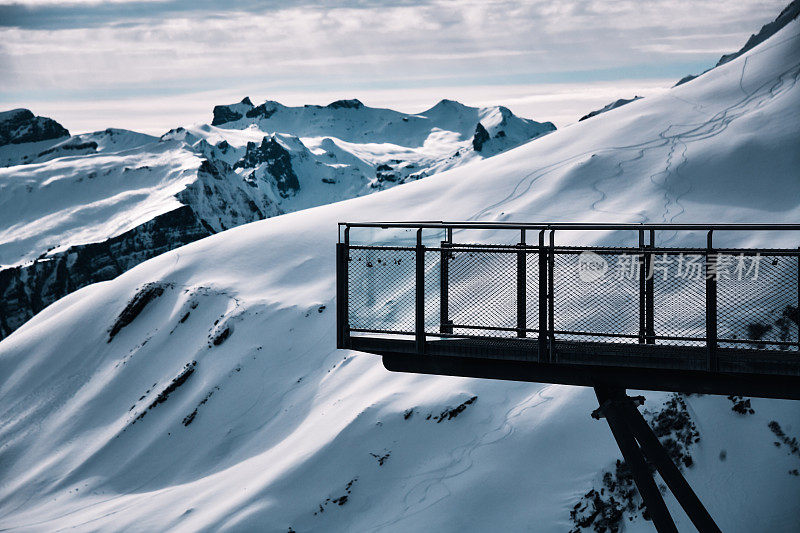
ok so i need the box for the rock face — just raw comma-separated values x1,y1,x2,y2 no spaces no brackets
472,123,491,151
0,98,555,339
233,136,300,197
0,205,211,338
0,109,69,146
211,97,254,126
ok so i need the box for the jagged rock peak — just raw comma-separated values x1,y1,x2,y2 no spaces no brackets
233,135,300,197
0,108,70,146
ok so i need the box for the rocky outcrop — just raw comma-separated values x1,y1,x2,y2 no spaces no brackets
326,99,364,109
0,109,69,146
0,205,210,339
472,123,490,151
579,96,643,121
233,136,300,197
211,97,254,126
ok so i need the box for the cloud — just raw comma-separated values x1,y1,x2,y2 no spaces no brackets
0,0,789,132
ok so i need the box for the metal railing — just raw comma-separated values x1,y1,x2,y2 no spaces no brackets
337,222,800,371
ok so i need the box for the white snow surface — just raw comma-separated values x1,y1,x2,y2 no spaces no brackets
1,21,800,533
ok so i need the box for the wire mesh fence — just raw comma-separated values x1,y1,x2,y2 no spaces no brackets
344,241,800,352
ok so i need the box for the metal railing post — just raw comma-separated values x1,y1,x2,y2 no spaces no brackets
706,230,718,372
646,229,655,344
517,229,527,338
416,228,426,354
439,228,453,334
548,230,556,362
639,230,646,344
538,230,547,362
336,226,350,349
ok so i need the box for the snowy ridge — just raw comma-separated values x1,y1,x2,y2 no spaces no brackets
0,18,798,533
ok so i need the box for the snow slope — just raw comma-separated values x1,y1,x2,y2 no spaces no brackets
1,18,799,533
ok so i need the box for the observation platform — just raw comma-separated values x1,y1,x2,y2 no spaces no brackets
336,222,800,400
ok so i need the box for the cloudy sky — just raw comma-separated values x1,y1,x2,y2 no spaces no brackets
0,0,788,134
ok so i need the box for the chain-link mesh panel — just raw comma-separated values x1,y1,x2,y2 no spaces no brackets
446,248,518,337
552,251,639,342
348,247,416,333
424,249,442,334
526,252,541,332
718,253,799,350
653,252,706,345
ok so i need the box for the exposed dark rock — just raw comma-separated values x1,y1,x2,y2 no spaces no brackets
133,362,197,423
108,283,167,342
245,103,278,119
314,479,357,515
37,140,98,157
674,74,699,87
211,98,253,126
769,420,800,458
183,386,219,426
370,451,390,466
0,108,69,146
211,325,232,346
212,106,243,126
579,97,643,121
0,205,211,340
327,99,364,109
234,136,300,197
431,396,477,422
728,395,755,415
472,123,490,152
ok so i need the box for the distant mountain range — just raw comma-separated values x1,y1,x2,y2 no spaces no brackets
0,98,554,338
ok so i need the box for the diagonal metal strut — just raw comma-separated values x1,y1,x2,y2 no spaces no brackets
593,387,721,533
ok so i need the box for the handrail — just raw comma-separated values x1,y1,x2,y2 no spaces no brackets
339,221,800,238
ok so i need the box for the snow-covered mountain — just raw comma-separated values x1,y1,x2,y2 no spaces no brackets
0,100,554,339
0,14,798,533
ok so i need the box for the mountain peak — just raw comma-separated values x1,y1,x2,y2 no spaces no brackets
0,108,70,146
326,99,364,109
424,99,471,114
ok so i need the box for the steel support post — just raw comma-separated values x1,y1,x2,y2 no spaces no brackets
517,229,527,338
415,229,426,354
706,230,718,372
538,230,548,362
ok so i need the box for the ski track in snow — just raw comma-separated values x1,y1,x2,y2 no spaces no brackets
373,385,557,530
467,51,800,234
